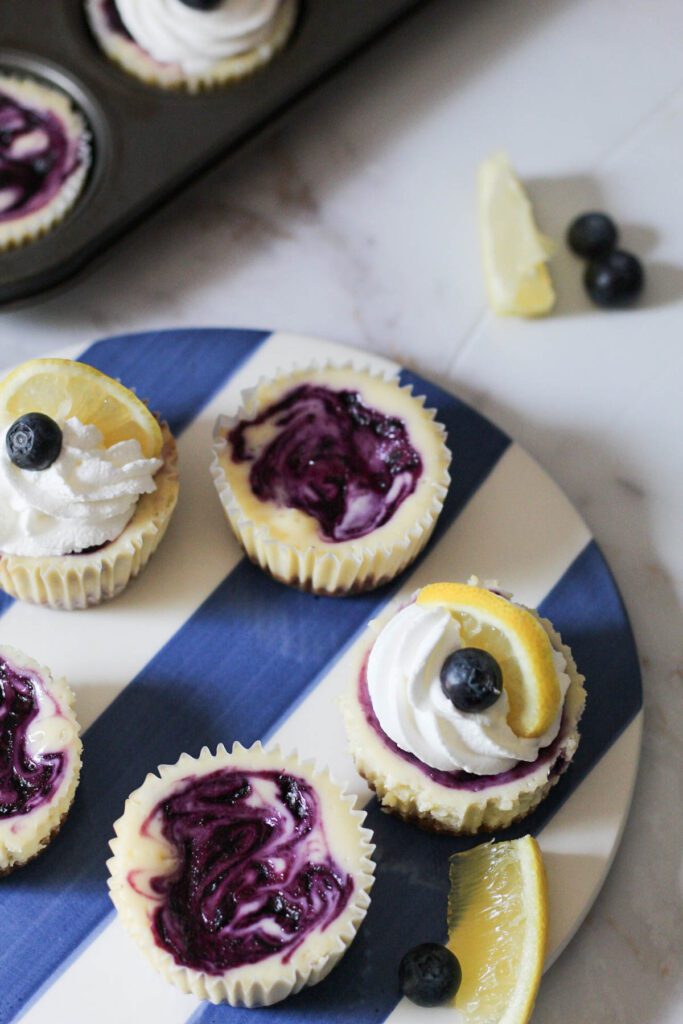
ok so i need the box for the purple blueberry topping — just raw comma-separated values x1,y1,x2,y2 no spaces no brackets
146,768,353,974
229,383,423,543
0,88,83,223
440,648,503,713
0,655,65,817
7,413,63,471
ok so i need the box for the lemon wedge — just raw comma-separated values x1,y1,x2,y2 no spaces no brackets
416,582,561,739
0,358,163,459
478,152,555,317
447,836,547,1024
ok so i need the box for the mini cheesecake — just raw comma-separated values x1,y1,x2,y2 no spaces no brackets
0,646,82,872
0,75,90,251
108,743,375,1007
341,582,586,834
211,365,451,595
85,0,299,92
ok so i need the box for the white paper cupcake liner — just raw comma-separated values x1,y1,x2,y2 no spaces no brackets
341,613,586,835
0,422,179,610
0,646,82,873
0,76,91,252
108,741,375,1007
211,362,451,596
85,0,299,93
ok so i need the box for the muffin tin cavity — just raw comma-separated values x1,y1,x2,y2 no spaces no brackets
0,0,426,306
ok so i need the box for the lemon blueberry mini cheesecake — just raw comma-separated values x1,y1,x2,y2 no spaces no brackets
0,646,82,873
211,365,451,595
0,74,91,251
85,0,299,92
342,579,585,834
0,359,179,610
108,743,375,1006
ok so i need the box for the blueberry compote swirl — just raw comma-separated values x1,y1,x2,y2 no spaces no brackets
0,90,81,222
0,657,64,816
145,769,353,973
229,384,423,542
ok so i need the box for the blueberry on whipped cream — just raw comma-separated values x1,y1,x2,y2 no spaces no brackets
0,75,90,250
0,646,81,872
6,413,63,471
108,745,375,1006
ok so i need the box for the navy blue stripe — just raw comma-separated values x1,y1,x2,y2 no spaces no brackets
193,541,642,1024
80,328,269,439
0,360,509,1022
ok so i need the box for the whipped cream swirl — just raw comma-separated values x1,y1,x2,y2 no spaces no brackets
0,418,162,557
367,602,570,776
115,0,288,75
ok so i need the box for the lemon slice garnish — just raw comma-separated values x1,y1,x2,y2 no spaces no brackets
417,582,561,739
447,836,547,1024
0,358,163,458
478,152,555,317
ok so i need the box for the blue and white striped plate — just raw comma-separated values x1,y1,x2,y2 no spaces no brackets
0,329,642,1024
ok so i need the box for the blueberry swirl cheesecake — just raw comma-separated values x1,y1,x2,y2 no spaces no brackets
0,646,82,873
342,580,586,834
211,365,451,595
0,359,179,610
108,743,375,1006
0,75,90,251
85,0,299,92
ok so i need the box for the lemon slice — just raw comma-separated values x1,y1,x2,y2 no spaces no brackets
447,836,547,1024
417,582,560,739
478,152,555,317
0,359,163,459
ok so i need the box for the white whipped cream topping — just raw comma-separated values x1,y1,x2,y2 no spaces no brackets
367,601,571,776
0,418,162,557
115,0,286,75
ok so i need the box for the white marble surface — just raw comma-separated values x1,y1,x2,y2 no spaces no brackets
1,0,682,1020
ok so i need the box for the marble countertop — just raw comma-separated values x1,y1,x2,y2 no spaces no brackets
1,0,681,1020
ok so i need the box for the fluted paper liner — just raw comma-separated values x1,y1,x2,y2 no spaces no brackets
0,646,82,873
211,363,451,596
0,422,179,610
342,610,586,835
108,741,376,1007
85,0,299,93
0,76,91,252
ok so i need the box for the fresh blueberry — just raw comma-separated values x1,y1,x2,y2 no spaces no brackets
178,0,222,8
399,943,462,1007
567,212,618,259
584,250,644,307
6,413,62,470
440,648,503,713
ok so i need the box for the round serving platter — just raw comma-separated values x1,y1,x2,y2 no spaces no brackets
0,328,642,1024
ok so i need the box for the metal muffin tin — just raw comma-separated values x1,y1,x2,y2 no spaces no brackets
1,0,429,306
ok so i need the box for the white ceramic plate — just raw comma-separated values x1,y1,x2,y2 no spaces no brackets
0,329,642,1024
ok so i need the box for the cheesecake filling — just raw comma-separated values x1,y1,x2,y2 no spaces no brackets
0,654,67,816
142,768,353,973
228,383,423,543
0,89,81,223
